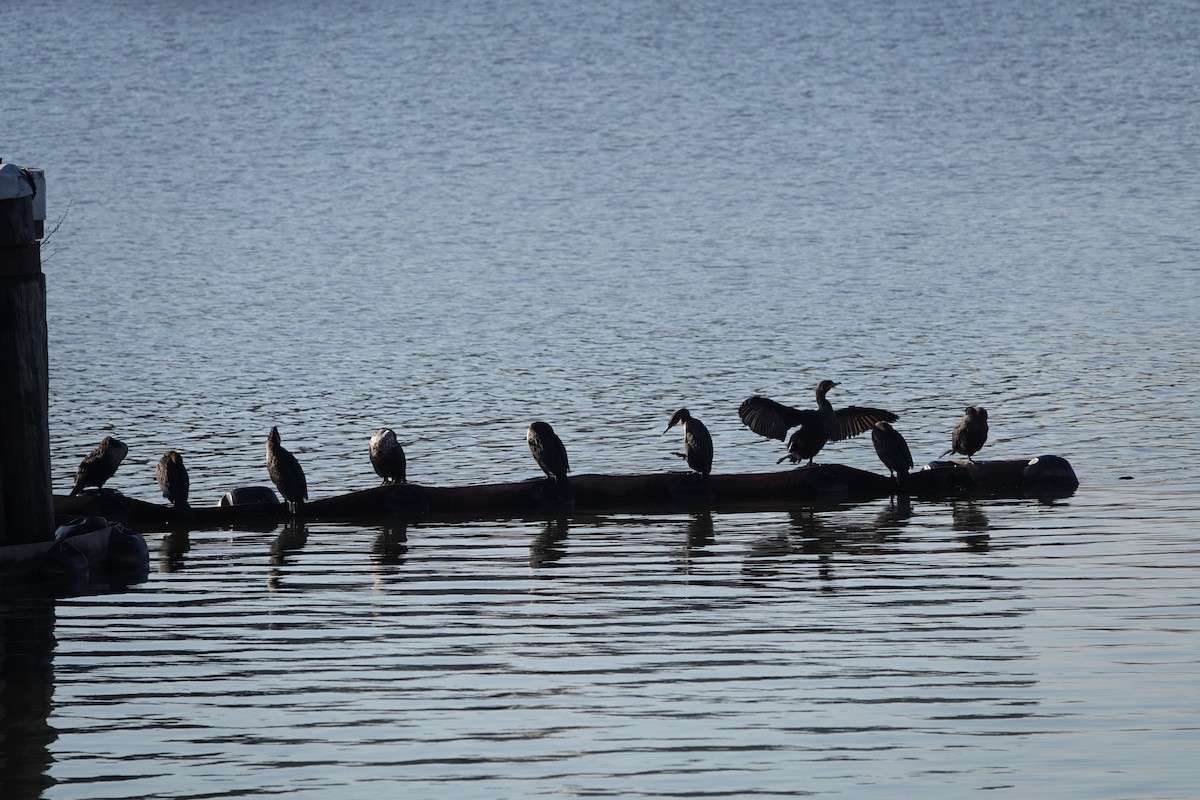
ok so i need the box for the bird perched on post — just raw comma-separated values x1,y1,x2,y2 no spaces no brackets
870,421,913,480
156,450,190,508
70,436,129,494
526,421,570,494
739,380,898,466
369,428,407,485
663,408,713,476
941,405,989,462
266,426,308,515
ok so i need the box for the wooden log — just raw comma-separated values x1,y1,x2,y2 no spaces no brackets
53,465,895,528
0,239,52,546
52,456,1078,530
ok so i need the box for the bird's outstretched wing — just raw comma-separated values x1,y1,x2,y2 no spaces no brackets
738,396,817,441
832,406,899,441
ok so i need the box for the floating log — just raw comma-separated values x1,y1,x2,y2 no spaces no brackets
51,457,1078,530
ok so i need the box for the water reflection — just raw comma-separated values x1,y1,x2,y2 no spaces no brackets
873,493,914,533
371,520,409,567
685,511,715,551
268,522,309,590
673,511,715,575
0,601,56,800
952,500,991,551
529,517,569,569
157,529,191,573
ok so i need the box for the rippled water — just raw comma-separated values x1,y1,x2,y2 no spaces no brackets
2,0,1199,796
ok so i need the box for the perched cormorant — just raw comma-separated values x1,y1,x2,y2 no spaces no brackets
266,426,308,514
871,421,913,479
70,436,128,495
663,408,713,476
369,428,407,485
156,450,190,508
739,380,898,466
941,405,989,462
526,421,570,487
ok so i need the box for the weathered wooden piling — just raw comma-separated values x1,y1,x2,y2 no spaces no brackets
0,161,51,547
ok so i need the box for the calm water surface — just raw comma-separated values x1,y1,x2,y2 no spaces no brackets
2,0,1199,797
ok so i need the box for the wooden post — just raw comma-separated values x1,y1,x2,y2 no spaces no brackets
0,162,51,546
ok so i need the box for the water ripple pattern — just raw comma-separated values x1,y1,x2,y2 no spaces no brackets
2,0,1200,797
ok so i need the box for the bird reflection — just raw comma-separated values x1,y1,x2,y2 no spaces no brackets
952,500,990,551
872,493,914,537
530,517,569,569
158,529,191,573
371,521,409,566
676,511,716,575
686,511,715,550
268,521,309,590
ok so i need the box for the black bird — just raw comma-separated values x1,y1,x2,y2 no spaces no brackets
526,421,570,487
870,421,913,479
369,428,407,485
70,435,128,495
739,380,898,466
941,405,989,462
663,408,713,476
156,450,190,508
266,426,308,514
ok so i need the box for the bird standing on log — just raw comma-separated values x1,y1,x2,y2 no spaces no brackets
739,380,898,466
527,421,570,493
156,450,190,508
70,435,129,494
266,426,308,515
369,428,407,485
941,405,989,461
663,408,713,476
871,421,913,480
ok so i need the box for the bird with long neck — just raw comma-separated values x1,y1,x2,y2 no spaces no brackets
739,380,898,467
871,421,913,480
663,408,713,476
266,426,308,516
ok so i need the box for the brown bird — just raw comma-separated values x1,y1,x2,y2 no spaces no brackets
266,426,308,514
526,421,570,487
71,436,129,494
663,408,713,476
941,405,989,461
156,450,190,507
871,421,913,479
739,380,898,466
369,428,407,485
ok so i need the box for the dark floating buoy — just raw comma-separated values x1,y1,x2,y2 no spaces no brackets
1023,455,1080,492
220,486,281,507
909,455,1078,498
